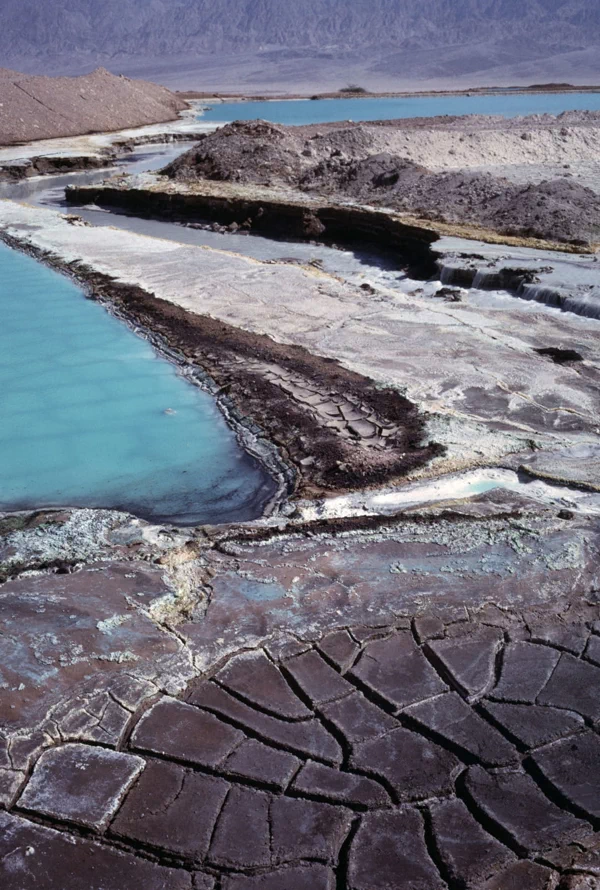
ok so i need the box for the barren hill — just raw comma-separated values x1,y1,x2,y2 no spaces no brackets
0,67,187,145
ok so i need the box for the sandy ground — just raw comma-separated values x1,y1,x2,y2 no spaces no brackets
0,68,188,145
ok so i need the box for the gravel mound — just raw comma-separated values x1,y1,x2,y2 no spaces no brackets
304,153,600,244
164,120,306,185
0,68,187,146
165,119,600,244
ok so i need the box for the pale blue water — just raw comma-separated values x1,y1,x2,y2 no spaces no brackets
199,91,600,126
0,242,277,524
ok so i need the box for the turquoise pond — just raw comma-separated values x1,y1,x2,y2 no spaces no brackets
0,243,277,525
199,91,600,126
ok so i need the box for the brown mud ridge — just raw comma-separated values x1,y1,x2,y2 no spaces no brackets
10,241,441,498
87,277,442,498
163,119,600,246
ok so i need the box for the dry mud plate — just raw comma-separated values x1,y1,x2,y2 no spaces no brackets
3,607,600,889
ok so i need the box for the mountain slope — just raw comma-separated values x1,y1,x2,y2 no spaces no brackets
0,0,599,56
0,0,599,88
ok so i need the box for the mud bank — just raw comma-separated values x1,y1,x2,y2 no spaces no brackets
66,272,442,498
1,233,440,500
159,117,600,245
0,153,114,183
65,181,439,275
65,175,593,258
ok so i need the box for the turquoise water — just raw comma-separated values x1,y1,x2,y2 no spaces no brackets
199,91,600,126
0,243,276,525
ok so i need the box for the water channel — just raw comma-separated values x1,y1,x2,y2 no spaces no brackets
0,235,277,525
199,91,600,126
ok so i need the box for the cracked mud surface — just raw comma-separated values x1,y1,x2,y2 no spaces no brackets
1,489,600,888
3,608,600,889
2,119,600,888
81,270,439,497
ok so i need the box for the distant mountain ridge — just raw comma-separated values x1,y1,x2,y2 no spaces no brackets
0,0,599,89
1,0,599,56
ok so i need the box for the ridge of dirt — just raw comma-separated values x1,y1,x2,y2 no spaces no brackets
163,118,600,245
0,67,187,146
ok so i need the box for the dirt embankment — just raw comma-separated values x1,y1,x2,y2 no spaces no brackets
0,153,112,182
0,68,187,146
94,279,443,497
164,117,600,245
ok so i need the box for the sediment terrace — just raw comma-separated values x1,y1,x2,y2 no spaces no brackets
3,199,600,484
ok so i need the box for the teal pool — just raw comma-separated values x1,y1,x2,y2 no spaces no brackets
199,91,600,126
0,243,277,525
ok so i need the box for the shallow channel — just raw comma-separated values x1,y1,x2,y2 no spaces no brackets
0,241,277,525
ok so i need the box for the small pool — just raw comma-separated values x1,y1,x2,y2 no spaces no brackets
0,242,277,525
199,91,600,126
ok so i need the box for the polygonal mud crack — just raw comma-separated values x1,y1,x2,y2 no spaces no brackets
4,615,600,889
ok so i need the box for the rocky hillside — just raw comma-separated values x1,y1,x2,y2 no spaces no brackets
0,1,599,89
0,67,187,145
1,0,599,59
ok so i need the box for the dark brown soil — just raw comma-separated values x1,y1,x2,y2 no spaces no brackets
0,154,112,183
73,265,443,498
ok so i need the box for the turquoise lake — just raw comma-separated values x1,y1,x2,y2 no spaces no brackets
199,91,600,126
0,242,276,525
